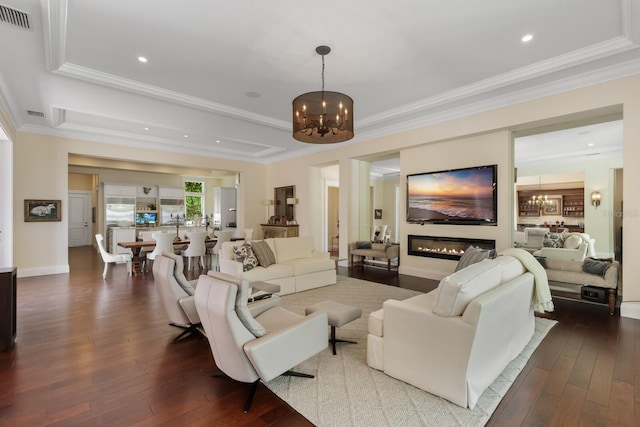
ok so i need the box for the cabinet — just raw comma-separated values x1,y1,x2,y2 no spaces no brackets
562,192,584,217
159,187,185,226
518,200,540,217
0,267,17,352
108,227,136,254
261,224,299,239
518,188,584,218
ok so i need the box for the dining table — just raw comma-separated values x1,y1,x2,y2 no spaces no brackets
118,238,217,276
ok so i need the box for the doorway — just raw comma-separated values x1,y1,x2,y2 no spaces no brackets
514,119,623,259
68,191,92,247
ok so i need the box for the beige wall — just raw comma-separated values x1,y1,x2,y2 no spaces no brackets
263,74,640,316
68,173,93,191
9,73,640,318
13,132,267,277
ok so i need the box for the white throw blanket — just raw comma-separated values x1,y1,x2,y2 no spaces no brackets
501,248,554,313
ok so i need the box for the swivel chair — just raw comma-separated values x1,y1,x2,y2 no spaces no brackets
152,252,202,342
195,271,328,412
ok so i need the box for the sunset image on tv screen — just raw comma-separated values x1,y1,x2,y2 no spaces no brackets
407,166,496,223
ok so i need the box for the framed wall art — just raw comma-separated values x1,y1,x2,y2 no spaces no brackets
541,196,562,216
24,199,61,222
374,209,383,219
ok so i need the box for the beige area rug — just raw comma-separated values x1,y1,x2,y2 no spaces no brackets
265,276,557,427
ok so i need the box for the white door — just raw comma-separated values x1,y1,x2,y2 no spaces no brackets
68,191,92,247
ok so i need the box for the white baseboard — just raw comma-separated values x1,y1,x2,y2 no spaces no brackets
620,302,640,320
17,265,69,278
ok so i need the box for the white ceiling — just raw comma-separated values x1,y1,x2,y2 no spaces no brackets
0,1,638,164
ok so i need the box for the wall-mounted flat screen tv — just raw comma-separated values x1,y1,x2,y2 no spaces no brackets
136,212,156,224
406,164,497,225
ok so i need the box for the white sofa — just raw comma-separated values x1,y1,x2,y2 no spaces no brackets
219,236,336,295
366,255,535,409
533,232,596,261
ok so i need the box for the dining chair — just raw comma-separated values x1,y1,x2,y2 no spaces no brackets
145,232,175,272
181,231,208,271
138,230,155,258
244,228,254,240
95,233,132,278
208,230,233,271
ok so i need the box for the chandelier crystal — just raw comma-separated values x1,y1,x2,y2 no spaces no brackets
529,194,551,208
529,177,551,208
292,46,354,144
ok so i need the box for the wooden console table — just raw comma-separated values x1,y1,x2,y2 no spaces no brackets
260,224,299,239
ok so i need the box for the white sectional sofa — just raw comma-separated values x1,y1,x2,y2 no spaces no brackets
366,255,536,409
219,236,336,295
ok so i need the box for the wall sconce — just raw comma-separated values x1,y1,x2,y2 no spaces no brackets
591,191,601,208
286,198,298,205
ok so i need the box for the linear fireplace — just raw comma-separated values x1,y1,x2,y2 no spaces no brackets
408,235,495,260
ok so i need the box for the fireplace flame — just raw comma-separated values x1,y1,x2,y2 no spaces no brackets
416,245,465,255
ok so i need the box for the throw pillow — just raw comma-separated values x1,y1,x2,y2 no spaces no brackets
355,241,372,249
251,240,276,267
582,257,611,277
563,234,583,250
232,242,259,272
454,246,496,272
433,260,502,317
543,232,563,248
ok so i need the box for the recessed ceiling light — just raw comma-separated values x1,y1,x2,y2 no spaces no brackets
216,140,221,143
588,143,594,147
144,127,150,131
521,34,533,42
184,134,189,138
138,56,148,63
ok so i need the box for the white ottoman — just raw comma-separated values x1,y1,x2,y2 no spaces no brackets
305,300,362,355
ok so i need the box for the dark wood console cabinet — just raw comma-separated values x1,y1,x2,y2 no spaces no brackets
0,267,17,352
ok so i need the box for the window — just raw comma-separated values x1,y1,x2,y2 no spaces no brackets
184,181,204,225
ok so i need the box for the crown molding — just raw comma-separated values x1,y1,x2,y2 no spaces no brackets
360,36,636,128
41,0,67,71
53,62,290,131
0,80,17,141
18,122,286,161
356,57,640,145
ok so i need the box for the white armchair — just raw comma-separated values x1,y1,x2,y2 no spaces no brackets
516,227,549,253
195,271,328,412
534,232,596,261
152,252,202,342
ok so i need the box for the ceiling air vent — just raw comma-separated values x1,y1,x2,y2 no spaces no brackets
0,4,31,30
27,110,45,118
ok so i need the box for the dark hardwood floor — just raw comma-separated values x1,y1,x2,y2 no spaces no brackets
0,246,635,426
